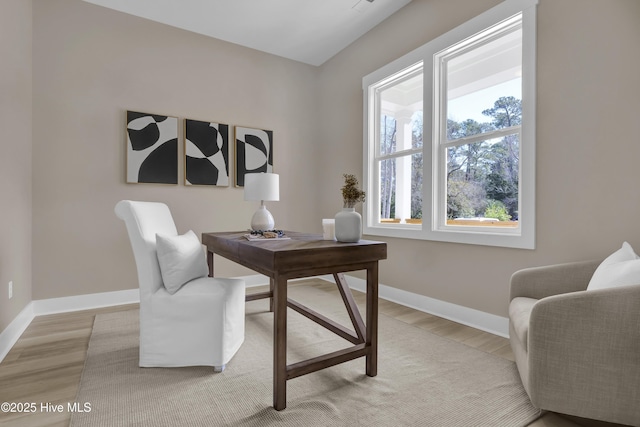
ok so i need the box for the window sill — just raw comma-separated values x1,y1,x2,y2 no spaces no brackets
364,220,534,250
381,218,518,227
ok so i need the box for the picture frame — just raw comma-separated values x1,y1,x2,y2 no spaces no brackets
235,126,273,187
126,110,178,184
184,119,230,186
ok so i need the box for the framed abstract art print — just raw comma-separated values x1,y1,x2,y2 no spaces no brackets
126,111,178,184
234,126,273,187
184,119,230,186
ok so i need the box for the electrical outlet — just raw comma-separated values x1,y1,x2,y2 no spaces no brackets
8,281,13,299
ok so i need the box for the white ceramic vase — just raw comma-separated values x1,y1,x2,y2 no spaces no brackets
334,208,362,243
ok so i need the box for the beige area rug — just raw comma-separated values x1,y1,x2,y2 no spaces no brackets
70,284,541,427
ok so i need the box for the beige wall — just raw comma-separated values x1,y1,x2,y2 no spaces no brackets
318,0,640,316
3,0,639,334
0,0,33,332
31,0,320,300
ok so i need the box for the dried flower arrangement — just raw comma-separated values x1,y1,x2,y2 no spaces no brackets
341,174,366,208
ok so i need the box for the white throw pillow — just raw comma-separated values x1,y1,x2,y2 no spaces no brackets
587,242,640,291
156,230,209,294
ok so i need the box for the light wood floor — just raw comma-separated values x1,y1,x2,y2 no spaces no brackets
0,279,625,427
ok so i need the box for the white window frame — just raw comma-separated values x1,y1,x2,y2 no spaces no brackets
370,63,423,229
362,0,537,249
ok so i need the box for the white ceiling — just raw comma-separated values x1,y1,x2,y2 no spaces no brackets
82,0,412,66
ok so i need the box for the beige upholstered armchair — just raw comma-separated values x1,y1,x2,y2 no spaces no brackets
509,260,640,426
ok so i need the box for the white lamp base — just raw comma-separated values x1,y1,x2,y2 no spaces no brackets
251,205,275,231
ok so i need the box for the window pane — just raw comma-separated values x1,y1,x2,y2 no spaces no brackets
446,134,519,225
379,72,423,155
379,153,423,222
446,27,522,139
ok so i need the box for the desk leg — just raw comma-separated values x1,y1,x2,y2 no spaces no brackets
207,250,214,277
269,278,275,312
273,274,287,410
366,263,379,377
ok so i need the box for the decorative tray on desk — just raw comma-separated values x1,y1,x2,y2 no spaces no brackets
243,230,290,240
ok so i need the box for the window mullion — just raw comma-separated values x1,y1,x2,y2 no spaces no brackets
375,148,422,162
441,125,521,149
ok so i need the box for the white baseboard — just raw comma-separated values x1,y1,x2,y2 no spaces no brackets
0,302,35,363
0,289,142,364
319,274,509,338
0,273,507,364
236,274,270,288
33,289,141,316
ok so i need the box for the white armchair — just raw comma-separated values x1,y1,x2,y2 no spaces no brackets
115,200,245,371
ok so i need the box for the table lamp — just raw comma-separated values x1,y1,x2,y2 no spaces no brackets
244,172,280,231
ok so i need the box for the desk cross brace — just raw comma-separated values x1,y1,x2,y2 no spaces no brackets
286,273,365,344
283,273,369,381
247,273,369,381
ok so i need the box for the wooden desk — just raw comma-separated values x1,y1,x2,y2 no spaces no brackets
201,231,387,410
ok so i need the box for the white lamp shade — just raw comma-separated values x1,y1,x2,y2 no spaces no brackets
244,173,280,201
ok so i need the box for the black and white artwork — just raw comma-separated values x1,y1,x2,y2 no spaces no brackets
126,111,178,184
184,119,229,186
235,126,273,187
